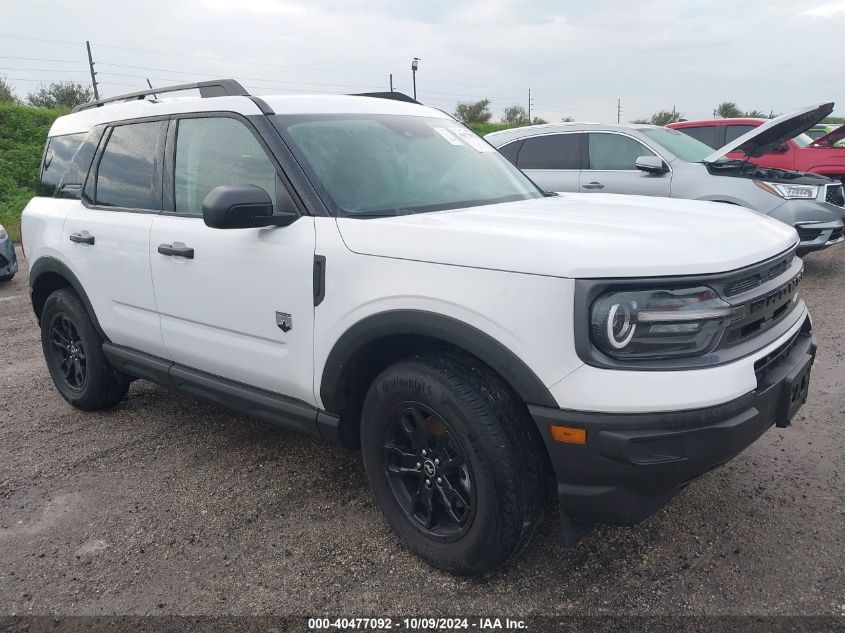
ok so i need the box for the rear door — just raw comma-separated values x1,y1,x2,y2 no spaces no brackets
148,113,316,403
61,119,167,357
580,132,671,197
514,132,582,192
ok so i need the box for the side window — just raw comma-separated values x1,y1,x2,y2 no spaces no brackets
38,133,87,197
588,133,655,170
679,125,719,149
517,134,581,170
497,140,523,166
95,121,165,210
725,125,757,144
174,117,277,215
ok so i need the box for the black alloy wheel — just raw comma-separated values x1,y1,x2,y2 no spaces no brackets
382,401,475,541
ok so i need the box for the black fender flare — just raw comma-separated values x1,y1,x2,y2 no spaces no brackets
29,256,108,341
319,309,557,413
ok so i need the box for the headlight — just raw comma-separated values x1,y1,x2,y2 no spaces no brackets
755,181,819,199
590,286,744,359
0,224,7,240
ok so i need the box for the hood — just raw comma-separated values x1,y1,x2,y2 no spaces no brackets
810,123,845,147
336,194,797,279
704,102,834,162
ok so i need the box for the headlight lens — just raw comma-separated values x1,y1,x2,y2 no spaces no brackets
755,181,819,199
590,286,743,359
0,224,7,240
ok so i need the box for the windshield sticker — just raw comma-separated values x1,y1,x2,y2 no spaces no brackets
433,127,464,146
448,127,494,152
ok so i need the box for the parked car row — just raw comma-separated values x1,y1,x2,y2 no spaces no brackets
485,103,845,256
19,82,821,575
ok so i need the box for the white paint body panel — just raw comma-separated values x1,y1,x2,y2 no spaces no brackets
336,194,797,278
149,215,317,402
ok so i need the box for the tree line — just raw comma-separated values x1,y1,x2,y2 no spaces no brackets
0,75,94,109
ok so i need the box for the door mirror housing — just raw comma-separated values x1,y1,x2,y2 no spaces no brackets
202,184,298,229
635,155,669,174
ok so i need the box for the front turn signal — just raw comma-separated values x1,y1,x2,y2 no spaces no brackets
549,425,586,445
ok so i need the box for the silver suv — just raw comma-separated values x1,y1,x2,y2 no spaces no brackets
486,104,845,255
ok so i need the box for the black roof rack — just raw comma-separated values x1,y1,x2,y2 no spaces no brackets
73,79,250,112
351,91,420,105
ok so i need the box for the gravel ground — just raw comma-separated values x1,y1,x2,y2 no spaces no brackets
0,243,843,617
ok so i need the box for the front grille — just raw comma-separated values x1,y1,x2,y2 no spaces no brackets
723,253,794,297
829,227,844,242
723,266,803,346
826,183,845,207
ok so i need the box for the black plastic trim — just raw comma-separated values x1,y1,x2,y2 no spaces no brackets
73,79,249,112
28,256,108,340
530,322,816,526
102,343,341,442
249,96,275,115
320,309,557,413
313,255,326,306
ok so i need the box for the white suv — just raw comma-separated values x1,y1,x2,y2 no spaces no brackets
22,80,816,575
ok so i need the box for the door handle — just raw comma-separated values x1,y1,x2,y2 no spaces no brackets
157,243,195,259
582,182,605,190
69,232,95,245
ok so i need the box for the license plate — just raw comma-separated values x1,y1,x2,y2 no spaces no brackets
777,353,813,427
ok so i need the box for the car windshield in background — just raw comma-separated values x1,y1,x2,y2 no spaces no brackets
639,127,715,163
792,133,813,148
272,114,542,217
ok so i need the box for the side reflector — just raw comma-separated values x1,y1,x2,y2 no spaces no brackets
549,425,586,445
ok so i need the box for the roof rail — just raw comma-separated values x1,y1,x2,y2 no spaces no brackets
73,79,250,112
351,91,420,105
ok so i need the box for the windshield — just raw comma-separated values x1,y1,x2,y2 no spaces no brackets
639,127,715,163
792,133,813,148
272,114,542,217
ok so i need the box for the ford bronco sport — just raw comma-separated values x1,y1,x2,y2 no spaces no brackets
22,80,816,575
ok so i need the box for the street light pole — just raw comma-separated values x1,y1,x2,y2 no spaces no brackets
411,57,420,100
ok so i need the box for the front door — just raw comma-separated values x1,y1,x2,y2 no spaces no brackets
580,132,671,197
149,114,316,404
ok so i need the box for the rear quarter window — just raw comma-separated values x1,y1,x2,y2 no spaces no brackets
38,132,88,197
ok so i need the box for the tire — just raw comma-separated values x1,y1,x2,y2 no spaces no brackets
40,288,130,411
360,352,546,575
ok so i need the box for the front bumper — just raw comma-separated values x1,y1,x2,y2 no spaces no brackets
0,239,18,278
794,219,844,255
529,316,815,527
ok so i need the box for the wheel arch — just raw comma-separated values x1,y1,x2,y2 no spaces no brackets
29,256,108,341
320,310,557,447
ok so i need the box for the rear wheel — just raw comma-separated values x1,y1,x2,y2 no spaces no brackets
40,288,130,411
361,352,546,575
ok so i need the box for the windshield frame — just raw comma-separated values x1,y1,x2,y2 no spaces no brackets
271,113,544,219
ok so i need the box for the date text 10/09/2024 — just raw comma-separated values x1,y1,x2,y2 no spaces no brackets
307,617,528,630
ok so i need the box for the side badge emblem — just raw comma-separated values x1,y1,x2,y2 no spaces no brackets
275,311,293,333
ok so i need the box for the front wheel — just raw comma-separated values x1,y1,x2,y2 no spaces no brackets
361,352,546,575
40,288,130,411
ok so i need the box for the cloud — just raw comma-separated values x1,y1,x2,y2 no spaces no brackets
799,2,845,17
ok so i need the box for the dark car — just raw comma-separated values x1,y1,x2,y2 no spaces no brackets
0,223,18,282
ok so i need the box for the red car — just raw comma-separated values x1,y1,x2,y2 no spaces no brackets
669,117,845,184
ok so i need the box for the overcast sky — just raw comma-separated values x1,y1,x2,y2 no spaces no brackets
2,0,845,122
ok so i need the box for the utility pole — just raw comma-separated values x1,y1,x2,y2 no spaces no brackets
389,74,393,92
617,98,621,123
528,89,532,123
85,40,99,100
411,58,420,100
672,104,676,123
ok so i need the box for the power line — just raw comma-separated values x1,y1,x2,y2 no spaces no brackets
0,55,82,63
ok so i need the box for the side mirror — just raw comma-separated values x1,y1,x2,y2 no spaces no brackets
202,184,298,229
770,143,789,153
635,155,668,174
